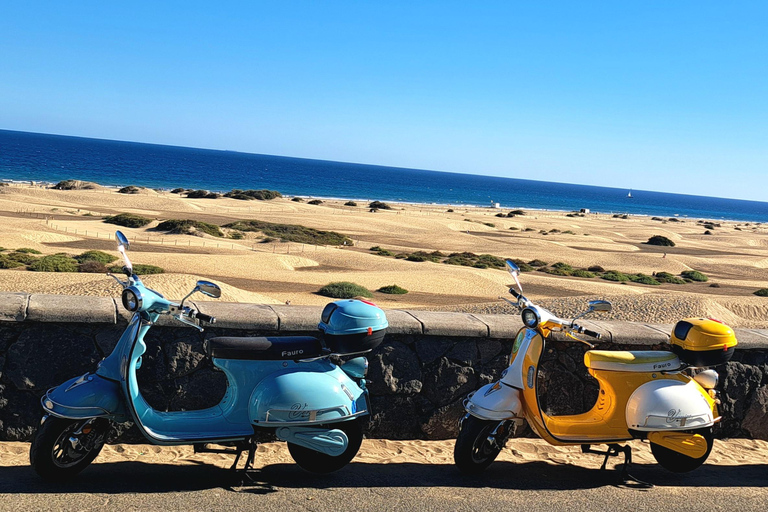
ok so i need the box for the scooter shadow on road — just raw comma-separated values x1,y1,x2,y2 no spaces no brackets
2,460,767,494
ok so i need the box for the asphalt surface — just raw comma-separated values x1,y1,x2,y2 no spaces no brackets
2,454,768,512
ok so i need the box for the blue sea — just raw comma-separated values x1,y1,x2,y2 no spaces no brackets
1,129,767,222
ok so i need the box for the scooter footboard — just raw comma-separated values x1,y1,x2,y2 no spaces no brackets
42,373,127,420
250,368,368,425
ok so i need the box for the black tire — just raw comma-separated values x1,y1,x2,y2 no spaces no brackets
30,416,110,482
453,416,505,475
287,419,364,473
650,428,714,473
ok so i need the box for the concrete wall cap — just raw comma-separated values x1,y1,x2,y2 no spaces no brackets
0,292,29,322
407,311,489,337
27,294,116,324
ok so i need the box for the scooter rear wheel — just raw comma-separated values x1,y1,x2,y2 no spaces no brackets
650,427,714,473
454,415,505,474
287,418,363,473
30,416,110,482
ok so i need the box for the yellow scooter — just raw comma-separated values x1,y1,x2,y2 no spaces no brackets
454,259,737,481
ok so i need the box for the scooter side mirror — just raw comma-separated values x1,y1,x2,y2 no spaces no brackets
196,280,221,298
504,259,520,278
116,231,130,250
588,300,612,313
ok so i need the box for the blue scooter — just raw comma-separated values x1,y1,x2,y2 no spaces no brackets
30,230,388,481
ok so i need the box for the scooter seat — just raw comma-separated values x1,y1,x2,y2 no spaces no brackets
207,336,326,361
584,350,681,372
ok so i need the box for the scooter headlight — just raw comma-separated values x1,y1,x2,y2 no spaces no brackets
121,286,143,312
522,308,540,328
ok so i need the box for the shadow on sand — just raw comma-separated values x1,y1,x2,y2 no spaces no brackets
2,459,767,495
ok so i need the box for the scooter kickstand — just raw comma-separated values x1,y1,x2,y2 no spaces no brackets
580,444,652,489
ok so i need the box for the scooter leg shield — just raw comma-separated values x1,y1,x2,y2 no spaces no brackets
250,368,367,425
42,373,127,420
465,381,522,421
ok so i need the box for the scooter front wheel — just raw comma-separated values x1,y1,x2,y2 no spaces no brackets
650,427,714,473
287,418,363,473
30,416,110,482
454,415,506,474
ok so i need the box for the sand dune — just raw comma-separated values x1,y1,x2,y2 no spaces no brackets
1,183,767,323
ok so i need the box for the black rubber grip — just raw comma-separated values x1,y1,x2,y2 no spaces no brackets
196,312,216,324
509,288,520,298
583,328,601,340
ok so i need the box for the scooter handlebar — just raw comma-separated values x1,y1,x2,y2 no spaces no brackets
572,323,602,340
509,288,520,299
195,312,216,324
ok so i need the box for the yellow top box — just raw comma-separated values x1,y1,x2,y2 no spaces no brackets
670,318,738,353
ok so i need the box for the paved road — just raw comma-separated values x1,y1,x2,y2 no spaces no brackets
2,454,767,511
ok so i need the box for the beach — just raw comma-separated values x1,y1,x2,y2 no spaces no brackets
1,182,768,327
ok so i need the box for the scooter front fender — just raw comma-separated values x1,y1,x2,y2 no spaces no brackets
626,379,715,431
464,381,522,421
42,373,128,420
250,367,367,426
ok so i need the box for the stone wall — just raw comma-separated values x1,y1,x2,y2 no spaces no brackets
2,292,768,442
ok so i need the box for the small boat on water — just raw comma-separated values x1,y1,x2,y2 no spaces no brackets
627,189,633,198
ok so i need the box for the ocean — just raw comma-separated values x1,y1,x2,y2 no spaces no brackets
1,129,766,222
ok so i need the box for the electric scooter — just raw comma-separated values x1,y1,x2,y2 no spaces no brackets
454,259,736,480
30,231,388,481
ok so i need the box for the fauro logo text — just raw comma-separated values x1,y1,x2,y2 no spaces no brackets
282,349,304,357
653,362,673,370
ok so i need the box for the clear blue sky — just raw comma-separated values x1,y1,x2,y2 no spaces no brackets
1,1,766,201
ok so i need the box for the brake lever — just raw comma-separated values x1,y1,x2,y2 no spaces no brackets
106,273,128,288
174,313,204,332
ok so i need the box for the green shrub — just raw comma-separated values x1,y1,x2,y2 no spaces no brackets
551,262,573,272
107,263,165,275
308,199,323,205
406,254,428,262
79,260,108,273
539,266,572,276
495,213,506,218
104,213,152,228
75,250,117,264
628,274,661,285
647,235,676,247
510,259,534,272
369,201,392,210
15,248,42,254
171,188,185,194
118,186,142,194
344,201,358,207
655,272,686,284
29,254,79,272
318,282,373,299
509,209,525,216
571,269,596,278
587,265,605,272
224,189,282,201
483,222,495,228
602,270,629,282
186,189,220,199
369,246,381,252
6,251,39,265
754,289,768,297
156,219,224,237
681,270,708,282
292,197,304,202
223,220,352,245
0,255,26,269
528,259,548,267
53,180,99,190
476,254,505,268
376,249,394,257
378,284,408,294
229,231,245,239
